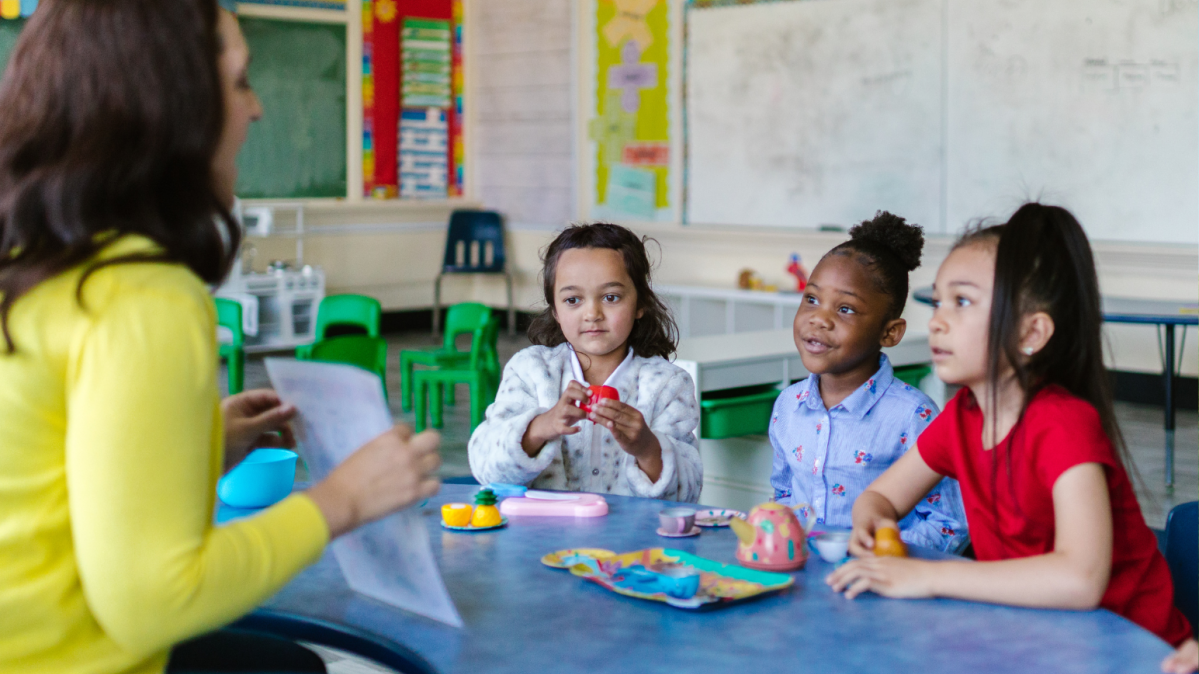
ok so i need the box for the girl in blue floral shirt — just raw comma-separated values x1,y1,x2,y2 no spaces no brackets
769,212,968,553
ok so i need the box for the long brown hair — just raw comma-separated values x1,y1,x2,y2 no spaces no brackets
0,0,238,351
954,204,1139,545
527,223,678,359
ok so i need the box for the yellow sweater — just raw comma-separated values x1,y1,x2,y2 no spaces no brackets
0,235,329,674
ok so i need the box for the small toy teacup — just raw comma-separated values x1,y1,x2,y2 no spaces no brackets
658,507,696,534
812,531,851,563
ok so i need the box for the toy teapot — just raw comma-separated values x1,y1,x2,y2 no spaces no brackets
728,502,809,571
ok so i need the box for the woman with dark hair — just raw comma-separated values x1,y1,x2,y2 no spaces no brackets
0,2,441,672
468,223,702,502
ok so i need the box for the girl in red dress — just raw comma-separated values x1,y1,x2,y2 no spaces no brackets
826,204,1195,666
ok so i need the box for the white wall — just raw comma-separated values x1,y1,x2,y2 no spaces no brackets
247,0,1196,382
468,0,575,229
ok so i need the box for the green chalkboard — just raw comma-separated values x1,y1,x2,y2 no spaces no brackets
237,17,347,198
0,19,24,73
0,16,347,199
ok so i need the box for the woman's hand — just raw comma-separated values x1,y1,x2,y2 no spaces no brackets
825,557,938,600
521,381,588,456
1163,639,1199,674
848,516,899,558
590,398,662,481
306,425,441,539
221,389,296,471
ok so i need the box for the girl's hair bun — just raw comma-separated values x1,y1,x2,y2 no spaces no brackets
848,211,924,273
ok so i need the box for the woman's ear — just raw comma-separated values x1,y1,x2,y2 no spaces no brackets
880,317,906,348
1019,311,1055,356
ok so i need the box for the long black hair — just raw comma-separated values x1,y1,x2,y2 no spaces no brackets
956,203,1132,476
527,223,678,359
825,211,924,321
0,0,238,351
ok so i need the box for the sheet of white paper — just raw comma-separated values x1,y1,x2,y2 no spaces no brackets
265,358,463,628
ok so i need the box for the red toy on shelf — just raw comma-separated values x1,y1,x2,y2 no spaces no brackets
786,253,809,292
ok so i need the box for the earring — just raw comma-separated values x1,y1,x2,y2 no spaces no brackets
1022,347,1034,356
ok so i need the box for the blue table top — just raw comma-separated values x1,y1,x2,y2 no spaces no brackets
262,485,1172,674
912,286,1198,326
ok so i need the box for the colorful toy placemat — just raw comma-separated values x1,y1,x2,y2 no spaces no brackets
541,547,793,609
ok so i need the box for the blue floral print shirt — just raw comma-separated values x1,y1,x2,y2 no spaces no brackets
769,354,969,553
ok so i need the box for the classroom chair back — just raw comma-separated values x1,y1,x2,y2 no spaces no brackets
441,209,506,273
413,313,501,433
441,302,493,352
214,297,245,395
1163,500,1198,635
297,294,382,359
433,210,515,337
399,302,493,412
315,294,382,339
308,335,390,400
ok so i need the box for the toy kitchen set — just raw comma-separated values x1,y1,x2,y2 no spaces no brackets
216,202,325,352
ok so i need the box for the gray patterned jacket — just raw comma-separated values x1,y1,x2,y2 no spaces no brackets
468,343,703,502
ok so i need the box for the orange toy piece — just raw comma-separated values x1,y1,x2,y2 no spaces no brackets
873,526,908,557
470,488,503,528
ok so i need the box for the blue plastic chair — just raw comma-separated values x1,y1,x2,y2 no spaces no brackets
1164,501,1198,635
230,609,436,674
432,210,515,338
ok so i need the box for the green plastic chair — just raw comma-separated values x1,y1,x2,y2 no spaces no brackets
215,297,245,395
399,302,492,412
308,335,390,400
296,294,382,359
413,314,500,433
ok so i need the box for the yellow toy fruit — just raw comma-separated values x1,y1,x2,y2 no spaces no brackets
441,503,473,527
470,488,503,528
873,526,908,557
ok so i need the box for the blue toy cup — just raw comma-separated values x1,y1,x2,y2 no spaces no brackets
217,448,298,509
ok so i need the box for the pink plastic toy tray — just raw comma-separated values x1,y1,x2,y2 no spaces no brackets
498,491,609,517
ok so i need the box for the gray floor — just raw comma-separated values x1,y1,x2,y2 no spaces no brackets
227,329,1198,529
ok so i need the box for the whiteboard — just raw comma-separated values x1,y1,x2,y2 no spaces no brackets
946,0,1198,244
685,0,944,230
684,0,1199,245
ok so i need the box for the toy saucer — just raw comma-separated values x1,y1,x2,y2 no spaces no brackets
441,517,508,532
695,509,746,528
656,526,701,538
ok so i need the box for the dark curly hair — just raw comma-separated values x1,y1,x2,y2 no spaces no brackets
527,223,678,359
824,210,924,320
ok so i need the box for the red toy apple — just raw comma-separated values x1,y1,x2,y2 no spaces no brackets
580,385,620,413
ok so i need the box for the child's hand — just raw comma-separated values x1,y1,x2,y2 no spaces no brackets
590,398,663,479
848,517,899,557
1163,639,1199,674
522,381,589,455
825,557,936,600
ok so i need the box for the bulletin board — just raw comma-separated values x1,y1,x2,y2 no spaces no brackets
362,0,464,200
589,0,672,221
